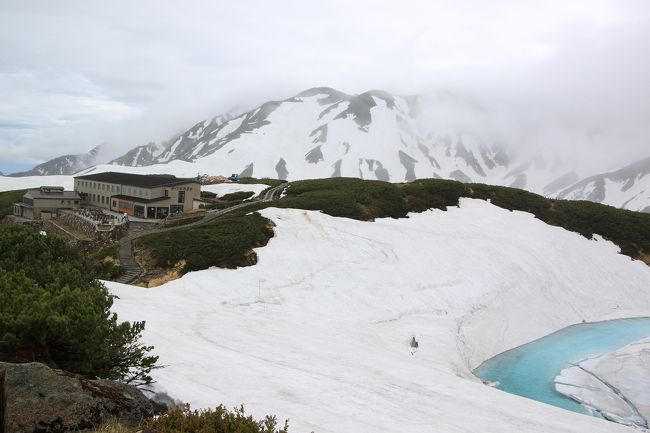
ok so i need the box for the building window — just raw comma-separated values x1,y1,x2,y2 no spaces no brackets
178,191,185,203
164,189,169,197
170,204,184,213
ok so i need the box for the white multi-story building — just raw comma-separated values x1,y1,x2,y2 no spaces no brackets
74,172,201,219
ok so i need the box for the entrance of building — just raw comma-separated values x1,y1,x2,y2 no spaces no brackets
156,207,169,218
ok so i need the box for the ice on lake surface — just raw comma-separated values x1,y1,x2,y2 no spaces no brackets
474,318,650,418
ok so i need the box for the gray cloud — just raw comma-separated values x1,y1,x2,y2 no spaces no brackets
0,0,648,173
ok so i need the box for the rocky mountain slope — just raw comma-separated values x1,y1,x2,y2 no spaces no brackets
112,87,563,189
10,87,648,211
9,144,110,177
557,157,650,213
110,112,237,166
107,87,648,211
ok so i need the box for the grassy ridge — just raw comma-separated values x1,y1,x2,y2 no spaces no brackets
276,178,408,219
0,189,26,219
139,177,650,274
238,177,285,187
275,178,650,264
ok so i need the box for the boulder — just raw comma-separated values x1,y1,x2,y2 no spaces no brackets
1,361,153,433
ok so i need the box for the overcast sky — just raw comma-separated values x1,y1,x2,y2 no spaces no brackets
1,0,649,174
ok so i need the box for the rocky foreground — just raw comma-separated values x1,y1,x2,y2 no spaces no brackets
2,362,153,433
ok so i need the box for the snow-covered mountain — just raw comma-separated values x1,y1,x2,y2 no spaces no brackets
13,87,648,211
9,144,111,177
110,111,239,166
108,86,649,210
111,87,550,186
109,142,168,167
557,157,650,213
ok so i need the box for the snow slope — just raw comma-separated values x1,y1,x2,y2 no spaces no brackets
106,199,650,433
108,88,580,193
557,156,650,213
556,338,650,427
0,175,73,192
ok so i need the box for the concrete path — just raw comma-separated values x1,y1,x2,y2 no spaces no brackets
115,183,288,284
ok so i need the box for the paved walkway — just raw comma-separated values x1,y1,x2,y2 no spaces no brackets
115,183,288,284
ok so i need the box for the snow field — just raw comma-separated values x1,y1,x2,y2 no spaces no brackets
107,199,650,432
0,174,73,192
201,183,269,198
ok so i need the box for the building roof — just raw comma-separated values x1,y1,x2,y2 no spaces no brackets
74,171,199,188
111,194,171,204
25,189,81,200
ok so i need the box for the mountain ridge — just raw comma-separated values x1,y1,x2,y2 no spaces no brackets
7,86,649,212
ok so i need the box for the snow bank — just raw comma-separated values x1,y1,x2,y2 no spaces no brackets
0,175,73,192
555,338,650,427
106,199,650,433
201,183,268,198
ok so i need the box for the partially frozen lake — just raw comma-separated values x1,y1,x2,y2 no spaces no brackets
474,318,650,420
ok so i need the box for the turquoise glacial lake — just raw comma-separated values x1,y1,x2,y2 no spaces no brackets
473,317,650,416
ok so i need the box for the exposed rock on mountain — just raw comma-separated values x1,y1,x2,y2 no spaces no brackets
110,87,530,186
557,157,650,213
20,87,650,212
2,361,153,432
9,145,109,177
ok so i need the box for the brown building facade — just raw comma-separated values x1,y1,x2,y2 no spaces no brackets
74,172,201,219
13,186,81,220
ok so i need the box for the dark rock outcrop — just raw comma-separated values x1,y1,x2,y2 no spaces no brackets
2,361,153,433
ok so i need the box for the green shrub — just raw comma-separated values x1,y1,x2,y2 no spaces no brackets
139,213,274,273
0,189,26,219
88,243,123,280
401,179,467,212
276,177,408,220
220,191,256,201
200,202,233,210
142,177,650,274
0,224,158,385
274,177,650,263
238,177,285,187
146,405,288,433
